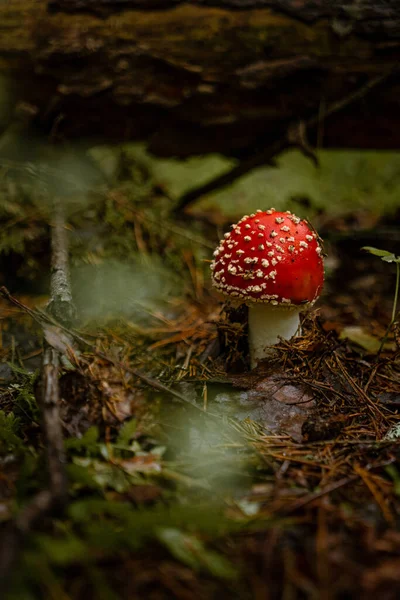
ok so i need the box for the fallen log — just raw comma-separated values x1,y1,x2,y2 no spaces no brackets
0,1,399,155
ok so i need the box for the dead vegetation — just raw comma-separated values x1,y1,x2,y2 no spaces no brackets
0,166,400,599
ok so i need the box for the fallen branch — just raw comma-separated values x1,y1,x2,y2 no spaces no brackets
48,201,76,325
0,199,72,584
38,345,68,498
174,71,394,213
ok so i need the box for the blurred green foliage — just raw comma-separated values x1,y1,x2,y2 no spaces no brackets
108,143,400,218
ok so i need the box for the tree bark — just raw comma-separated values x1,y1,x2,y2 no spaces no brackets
0,1,399,156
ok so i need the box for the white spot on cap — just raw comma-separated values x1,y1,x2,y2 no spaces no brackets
244,236,251,242
236,249,245,255
270,231,278,238
258,244,265,251
255,270,264,278
281,226,290,232
261,258,269,268
245,223,251,229
299,241,308,248
275,217,285,224
306,234,314,242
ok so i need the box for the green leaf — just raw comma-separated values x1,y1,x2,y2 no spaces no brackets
382,255,400,264
35,532,89,566
70,457,131,492
66,463,101,490
116,418,137,447
339,327,381,353
65,426,99,454
0,410,23,454
362,246,400,263
157,527,237,580
385,465,400,497
90,461,130,493
362,246,393,258
68,498,134,524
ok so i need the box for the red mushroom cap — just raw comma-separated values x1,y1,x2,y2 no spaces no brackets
210,209,324,306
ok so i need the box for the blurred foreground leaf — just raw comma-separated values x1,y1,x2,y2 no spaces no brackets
0,410,22,454
157,527,237,579
339,326,382,353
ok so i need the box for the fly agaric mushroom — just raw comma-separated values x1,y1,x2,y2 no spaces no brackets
210,209,324,368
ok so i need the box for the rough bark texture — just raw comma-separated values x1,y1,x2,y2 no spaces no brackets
48,200,76,325
0,1,399,155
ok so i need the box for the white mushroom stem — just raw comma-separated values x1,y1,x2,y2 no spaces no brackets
248,303,303,369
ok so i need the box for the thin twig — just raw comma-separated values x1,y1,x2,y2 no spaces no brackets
282,458,396,514
36,199,71,500
0,199,72,583
376,261,400,357
48,201,76,325
38,345,68,497
174,71,394,213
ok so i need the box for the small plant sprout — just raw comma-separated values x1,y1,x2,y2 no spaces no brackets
362,246,400,354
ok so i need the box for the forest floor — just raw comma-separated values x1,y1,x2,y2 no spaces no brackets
0,158,400,600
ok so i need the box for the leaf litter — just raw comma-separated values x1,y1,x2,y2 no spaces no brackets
0,163,400,599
